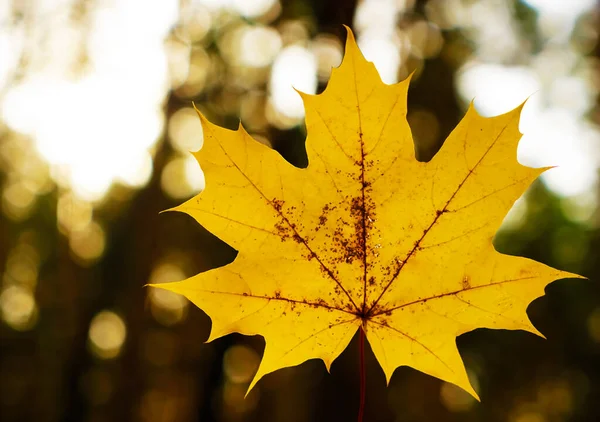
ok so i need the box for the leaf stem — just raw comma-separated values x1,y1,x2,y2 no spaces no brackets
358,326,366,422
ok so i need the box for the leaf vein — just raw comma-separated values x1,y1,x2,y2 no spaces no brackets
367,124,511,314
372,275,537,316
213,139,361,313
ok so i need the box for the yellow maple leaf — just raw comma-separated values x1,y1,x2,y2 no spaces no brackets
151,28,581,399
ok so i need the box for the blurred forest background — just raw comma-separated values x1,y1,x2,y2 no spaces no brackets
1,0,599,421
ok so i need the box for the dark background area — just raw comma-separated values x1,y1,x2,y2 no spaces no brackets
0,0,599,421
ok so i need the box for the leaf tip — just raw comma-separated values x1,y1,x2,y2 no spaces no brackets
158,204,186,215
558,269,588,282
145,282,168,292
342,24,361,58
245,370,263,398
342,24,354,39
466,99,479,115
383,369,393,387
191,101,204,121
205,331,221,344
236,118,247,134
458,379,481,402
323,358,333,373
192,101,215,132
292,85,309,99
146,281,178,292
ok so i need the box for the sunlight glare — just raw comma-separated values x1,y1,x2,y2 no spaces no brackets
1,0,178,201
457,63,599,197
270,46,317,119
232,0,277,18
239,26,282,68
358,33,401,84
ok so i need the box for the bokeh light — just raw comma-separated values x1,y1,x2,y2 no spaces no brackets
88,310,127,360
0,0,178,201
3,242,40,288
57,193,93,234
161,155,205,200
354,0,405,84
232,0,278,19
168,107,205,153
270,45,317,120
69,220,106,265
239,26,282,68
312,34,344,82
454,0,600,198
221,381,259,419
440,370,478,412
358,33,401,84
175,47,213,98
440,382,477,412
0,285,38,331
218,344,261,418
148,263,189,326
2,180,37,221
537,378,574,417
223,344,260,384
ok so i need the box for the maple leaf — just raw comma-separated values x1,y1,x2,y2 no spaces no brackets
151,28,581,399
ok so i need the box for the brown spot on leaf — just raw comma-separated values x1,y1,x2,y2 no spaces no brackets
274,221,290,241
272,198,284,213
